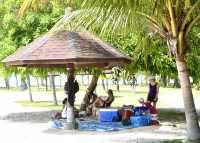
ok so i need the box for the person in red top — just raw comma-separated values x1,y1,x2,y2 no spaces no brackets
138,98,159,125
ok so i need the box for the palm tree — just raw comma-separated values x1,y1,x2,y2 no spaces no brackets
19,0,200,140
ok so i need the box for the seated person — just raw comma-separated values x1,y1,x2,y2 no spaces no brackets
61,97,68,119
104,89,115,107
85,92,98,115
93,89,114,108
138,97,157,114
81,88,97,111
89,89,115,116
53,98,68,119
138,98,159,125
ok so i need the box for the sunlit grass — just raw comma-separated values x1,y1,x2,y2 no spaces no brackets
16,100,62,110
161,140,183,143
1,85,200,110
13,85,173,109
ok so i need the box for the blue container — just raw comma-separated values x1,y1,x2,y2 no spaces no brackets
130,115,151,128
99,109,119,122
133,106,149,116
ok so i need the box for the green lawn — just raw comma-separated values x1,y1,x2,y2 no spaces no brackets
16,85,148,110
3,85,200,112
17,100,62,110
3,85,200,124
161,140,183,143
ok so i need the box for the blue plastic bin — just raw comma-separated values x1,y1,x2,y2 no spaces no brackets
130,115,151,128
99,109,119,122
133,106,149,116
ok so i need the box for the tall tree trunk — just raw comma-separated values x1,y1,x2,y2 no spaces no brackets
27,75,33,102
4,79,10,89
50,75,57,105
101,79,105,90
80,75,99,111
41,78,45,86
20,79,27,90
176,57,200,140
173,77,181,88
123,78,126,85
49,76,53,88
161,75,167,87
45,76,48,91
15,74,18,88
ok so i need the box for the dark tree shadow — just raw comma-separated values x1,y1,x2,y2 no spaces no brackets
0,110,59,123
158,108,200,124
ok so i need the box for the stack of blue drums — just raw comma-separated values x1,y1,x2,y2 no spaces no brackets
131,106,152,128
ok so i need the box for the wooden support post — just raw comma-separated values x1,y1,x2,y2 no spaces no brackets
64,68,78,130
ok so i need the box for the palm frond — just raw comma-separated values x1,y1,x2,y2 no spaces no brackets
62,1,164,36
180,0,200,32
18,0,49,17
186,14,200,35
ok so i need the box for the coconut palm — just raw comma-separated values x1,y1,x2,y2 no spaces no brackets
19,0,200,140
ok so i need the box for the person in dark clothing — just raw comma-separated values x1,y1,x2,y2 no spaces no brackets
147,76,159,108
64,74,79,107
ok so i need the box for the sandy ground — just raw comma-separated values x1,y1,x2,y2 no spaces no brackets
0,90,189,143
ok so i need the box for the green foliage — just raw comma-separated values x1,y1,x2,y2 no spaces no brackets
0,0,67,79
100,32,177,79
187,25,200,88
2,0,200,87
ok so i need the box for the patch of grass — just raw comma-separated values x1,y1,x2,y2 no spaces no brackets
17,100,81,110
162,139,183,143
158,109,186,123
17,100,62,110
8,85,200,111
162,139,200,143
15,86,174,109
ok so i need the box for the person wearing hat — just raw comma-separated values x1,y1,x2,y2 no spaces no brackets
147,76,159,108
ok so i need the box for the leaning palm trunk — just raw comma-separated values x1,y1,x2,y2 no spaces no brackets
80,75,99,111
176,56,200,140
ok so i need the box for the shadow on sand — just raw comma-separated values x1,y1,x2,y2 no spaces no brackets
0,110,59,123
0,108,196,124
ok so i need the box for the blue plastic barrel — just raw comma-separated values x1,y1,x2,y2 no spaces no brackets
99,109,119,122
130,115,151,128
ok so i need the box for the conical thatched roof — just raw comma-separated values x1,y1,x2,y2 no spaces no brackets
2,31,131,68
